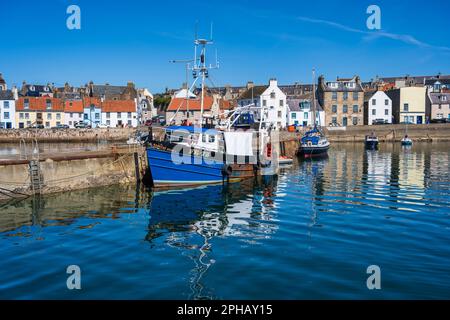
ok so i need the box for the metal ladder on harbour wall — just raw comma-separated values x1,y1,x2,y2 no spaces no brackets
28,139,43,195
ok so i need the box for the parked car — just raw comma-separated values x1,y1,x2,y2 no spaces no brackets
372,119,389,125
75,122,91,129
52,124,69,129
97,124,109,128
29,124,44,129
430,118,447,124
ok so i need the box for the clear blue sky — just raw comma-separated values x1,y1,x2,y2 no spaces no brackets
1,0,449,93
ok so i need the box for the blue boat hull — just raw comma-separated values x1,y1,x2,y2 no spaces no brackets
146,147,235,188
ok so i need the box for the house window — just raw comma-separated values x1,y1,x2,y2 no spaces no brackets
19,113,24,119
280,100,284,106
332,105,337,113
127,112,132,118
343,105,348,113
353,105,358,113
4,112,9,119
385,99,389,105
372,109,376,115
25,113,29,119
128,120,132,126
352,117,358,125
332,117,337,124
442,96,448,102
56,113,61,120
24,99,29,109
270,92,275,99
278,111,282,118
70,113,73,118
27,121,31,127
372,99,376,105
84,114,88,120
56,121,61,126
4,101,9,108
95,113,100,119
46,99,52,109
47,113,52,120
106,112,110,119
208,135,215,143
69,121,72,126
343,92,348,100
291,113,296,119
262,100,267,107
385,109,389,115
304,112,308,119
353,92,359,100
404,103,409,112
106,120,110,126
342,117,347,126
79,113,83,118
332,92,337,100
45,122,50,127
117,112,121,118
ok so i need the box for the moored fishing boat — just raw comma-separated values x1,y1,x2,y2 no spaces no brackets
145,31,278,188
365,133,379,149
298,69,330,159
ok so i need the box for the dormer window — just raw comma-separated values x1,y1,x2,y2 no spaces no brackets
270,92,276,99
43,86,49,92
24,99,29,109
327,82,338,89
29,86,35,91
345,82,355,89
46,99,52,109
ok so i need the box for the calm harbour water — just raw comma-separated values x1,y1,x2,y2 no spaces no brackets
1,142,449,299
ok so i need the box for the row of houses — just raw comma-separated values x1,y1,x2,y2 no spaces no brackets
0,73,156,129
164,74,449,129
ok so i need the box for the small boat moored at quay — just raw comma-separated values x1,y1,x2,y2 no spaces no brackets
298,69,330,159
401,135,413,146
365,133,379,150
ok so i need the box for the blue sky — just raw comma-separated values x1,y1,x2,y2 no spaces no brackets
1,0,449,92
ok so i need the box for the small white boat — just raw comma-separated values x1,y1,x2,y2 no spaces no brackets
401,135,413,146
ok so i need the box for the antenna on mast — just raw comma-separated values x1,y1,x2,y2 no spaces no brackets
210,22,213,41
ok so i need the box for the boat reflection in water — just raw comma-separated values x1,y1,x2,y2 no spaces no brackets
145,177,278,299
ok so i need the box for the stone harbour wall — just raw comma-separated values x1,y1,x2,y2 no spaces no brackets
0,128,137,143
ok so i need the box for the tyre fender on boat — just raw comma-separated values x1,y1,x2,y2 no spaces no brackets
221,164,233,177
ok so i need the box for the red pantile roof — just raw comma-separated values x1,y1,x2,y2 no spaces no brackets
167,97,214,111
101,100,136,112
64,100,84,113
16,97,64,111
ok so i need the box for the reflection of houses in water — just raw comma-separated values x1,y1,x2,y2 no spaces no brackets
0,184,150,234
398,147,426,199
322,145,363,192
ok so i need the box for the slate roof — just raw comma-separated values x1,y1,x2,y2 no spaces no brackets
92,85,128,96
425,78,450,86
238,86,268,100
0,90,14,100
21,84,53,97
429,93,450,104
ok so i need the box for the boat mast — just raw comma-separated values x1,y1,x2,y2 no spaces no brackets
312,68,316,128
192,23,218,128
